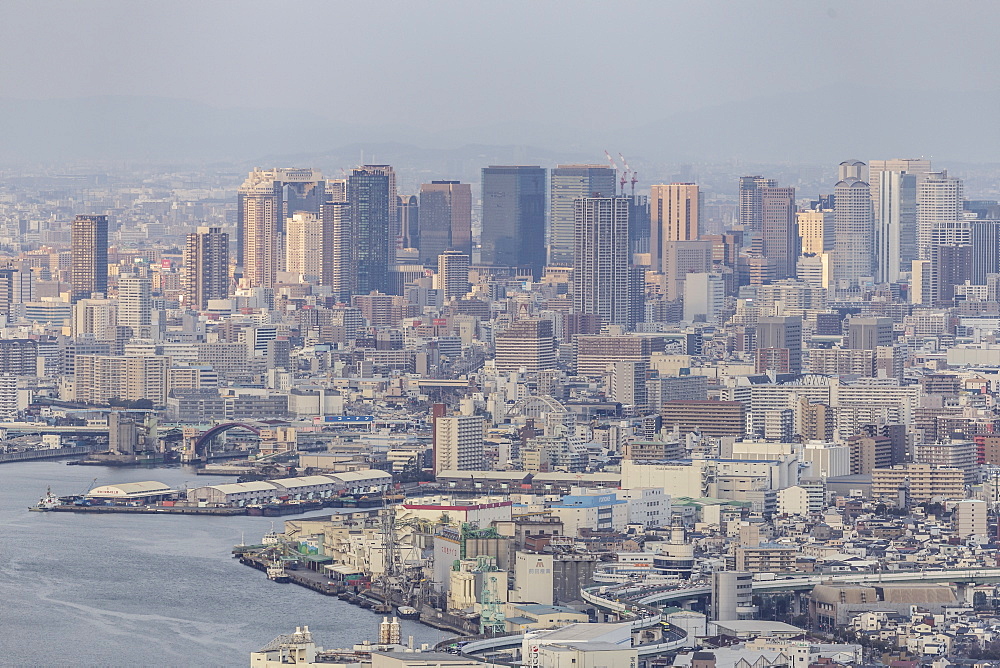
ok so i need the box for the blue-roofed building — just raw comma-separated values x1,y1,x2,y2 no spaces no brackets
547,489,629,537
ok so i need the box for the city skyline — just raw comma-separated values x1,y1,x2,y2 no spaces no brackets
7,3,1000,665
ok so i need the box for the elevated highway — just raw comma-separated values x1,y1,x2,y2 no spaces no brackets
584,568,1000,609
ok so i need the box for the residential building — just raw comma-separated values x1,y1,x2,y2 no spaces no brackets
572,196,640,328
238,167,324,289
871,464,965,503
494,318,555,373
739,176,776,238
183,226,229,310
71,214,108,300
437,250,470,301
660,400,745,437
917,170,964,260
433,415,485,474
549,165,616,266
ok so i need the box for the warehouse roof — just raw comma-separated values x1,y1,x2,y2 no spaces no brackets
334,469,392,482
272,475,339,489
200,481,278,495
86,481,175,498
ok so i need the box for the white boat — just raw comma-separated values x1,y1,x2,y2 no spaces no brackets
262,522,281,546
29,487,61,512
266,559,290,583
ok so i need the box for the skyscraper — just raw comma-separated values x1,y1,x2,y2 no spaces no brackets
71,214,108,301
838,159,867,181
398,194,419,250
0,265,34,317
917,170,964,260
284,212,324,280
797,208,835,255
929,244,973,306
833,170,874,285
183,226,229,311
572,197,640,329
418,181,473,265
759,186,798,280
739,176,776,237
872,170,917,284
117,273,151,337
238,168,324,289
970,219,1000,284
480,166,546,279
628,195,651,254
321,201,353,301
650,183,701,272
348,165,396,295
868,158,931,203
549,165,616,266
437,250,471,301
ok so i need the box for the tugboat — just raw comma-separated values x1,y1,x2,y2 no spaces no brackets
29,488,61,512
266,559,290,583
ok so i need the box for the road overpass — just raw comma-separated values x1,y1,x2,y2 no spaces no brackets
584,568,1000,610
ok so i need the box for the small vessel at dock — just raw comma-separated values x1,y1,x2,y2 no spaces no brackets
262,524,281,546
266,559,290,583
29,487,61,512
396,605,420,620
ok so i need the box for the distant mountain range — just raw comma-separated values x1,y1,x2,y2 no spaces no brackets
2,86,998,167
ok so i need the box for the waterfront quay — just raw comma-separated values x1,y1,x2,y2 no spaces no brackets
0,445,95,463
32,467,396,517
235,548,478,636
48,504,246,515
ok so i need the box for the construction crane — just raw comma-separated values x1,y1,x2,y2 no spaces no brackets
618,153,630,196
603,150,615,168
619,153,639,197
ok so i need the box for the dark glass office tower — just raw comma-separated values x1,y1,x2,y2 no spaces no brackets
348,165,395,294
418,181,472,266
480,166,546,279
760,186,798,280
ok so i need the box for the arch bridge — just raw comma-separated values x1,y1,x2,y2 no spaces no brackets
181,422,264,462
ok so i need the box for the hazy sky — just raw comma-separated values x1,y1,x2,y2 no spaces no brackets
3,0,999,134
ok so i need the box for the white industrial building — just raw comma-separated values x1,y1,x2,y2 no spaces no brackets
86,480,176,502
186,470,391,506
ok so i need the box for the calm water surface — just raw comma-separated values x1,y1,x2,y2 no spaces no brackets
0,461,447,667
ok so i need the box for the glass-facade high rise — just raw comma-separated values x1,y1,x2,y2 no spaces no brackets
480,166,546,279
348,165,395,295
